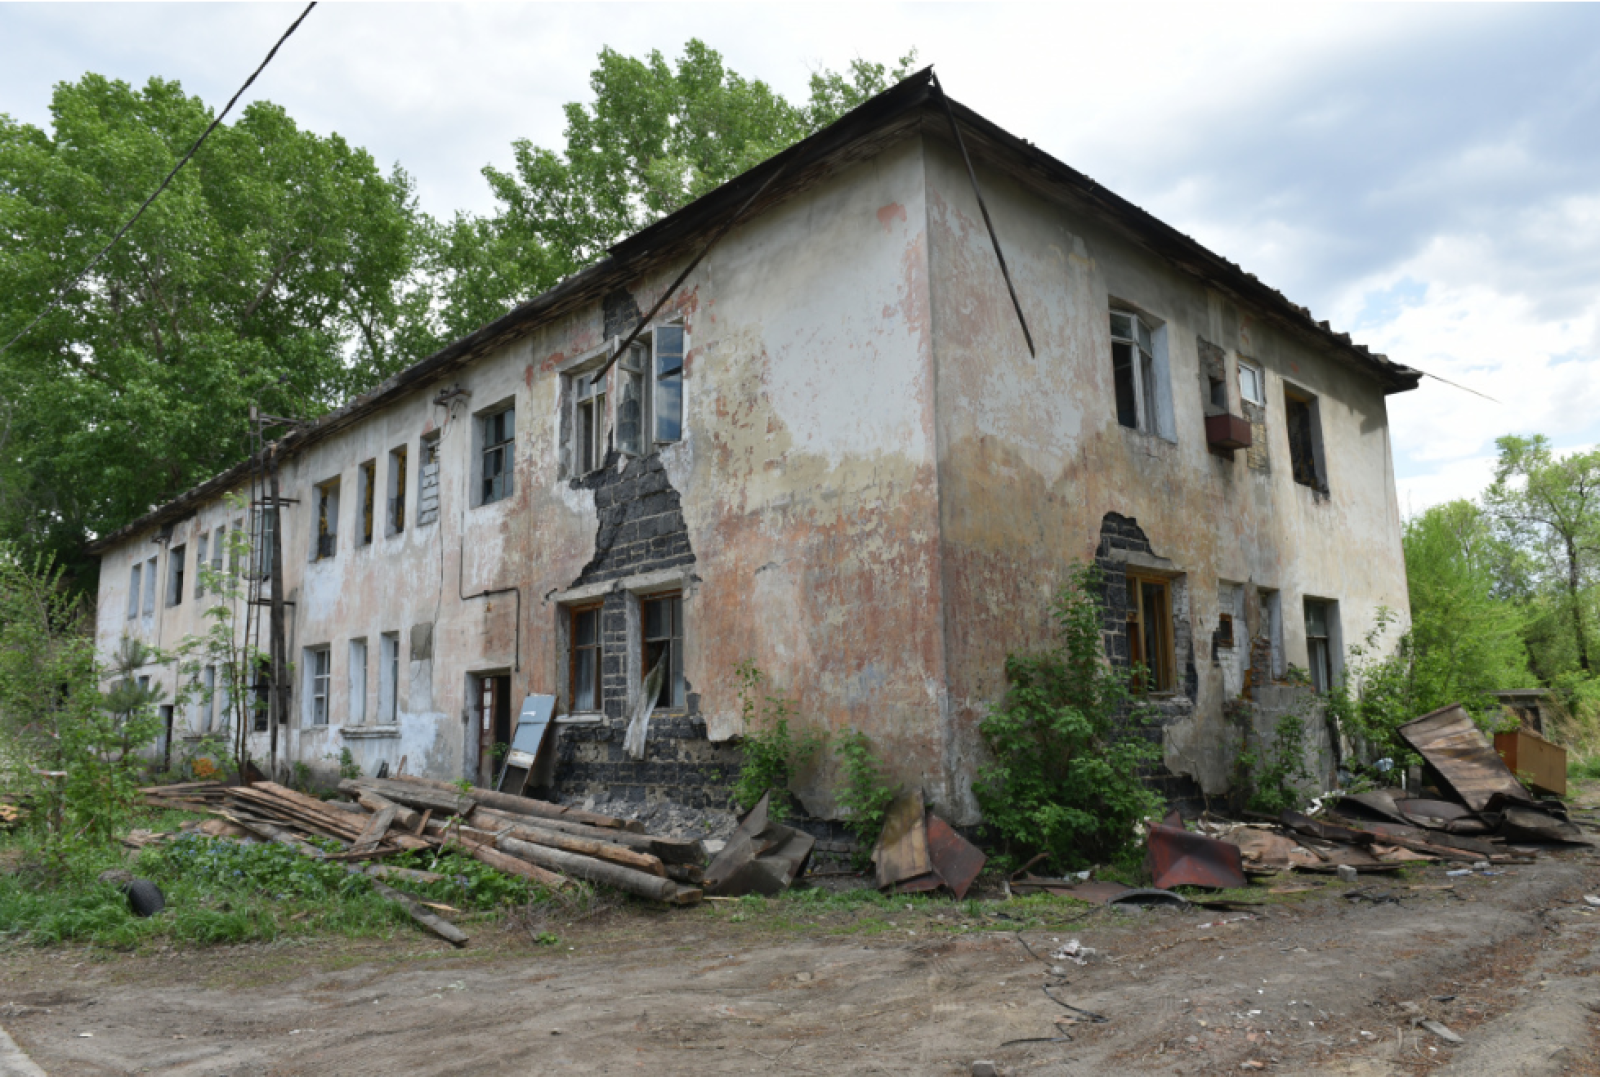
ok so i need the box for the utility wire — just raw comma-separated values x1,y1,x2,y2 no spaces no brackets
0,2,317,358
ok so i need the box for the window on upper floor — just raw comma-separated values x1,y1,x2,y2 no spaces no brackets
127,562,142,620
166,545,185,607
1109,309,1172,438
418,432,441,526
358,460,377,546
616,325,685,456
194,533,209,599
1238,361,1265,406
478,403,515,505
313,478,340,560
143,556,158,615
574,371,607,475
1284,385,1328,492
387,445,407,536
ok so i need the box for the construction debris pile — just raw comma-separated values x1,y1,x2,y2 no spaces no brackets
141,772,711,945
1014,704,1592,905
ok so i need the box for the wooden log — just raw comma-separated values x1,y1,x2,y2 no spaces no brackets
365,876,468,947
325,799,367,814
388,774,639,832
349,806,397,856
443,831,569,890
472,805,706,865
664,862,704,884
231,783,430,852
356,790,421,831
341,777,475,816
467,809,667,877
220,812,326,859
413,808,433,835
492,834,696,904
367,865,447,885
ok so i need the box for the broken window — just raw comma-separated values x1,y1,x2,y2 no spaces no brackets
1238,361,1264,406
251,506,277,580
417,432,441,526
1304,599,1338,693
305,647,331,726
194,533,208,599
1284,386,1327,491
166,544,185,607
313,478,339,561
1209,374,1228,411
358,460,376,546
349,638,368,725
574,371,607,475
127,562,141,620
143,555,157,614
617,345,646,456
641,592,685,709
480,404,515,505
569,604,603,713
387,445,407,536
1125,575,1174,694
379,632,400,723
654,325,684,444
1109,309,1167,436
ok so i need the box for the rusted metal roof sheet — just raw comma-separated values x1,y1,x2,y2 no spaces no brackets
873,789,932,890
924,813,985,901
1145,823,1246,890
1399,704,1533,812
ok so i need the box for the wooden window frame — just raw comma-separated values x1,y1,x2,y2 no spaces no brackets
1125,574,1175,694
359,460,377,546
568,603,604,714
480,405,515,505
640,591,685,710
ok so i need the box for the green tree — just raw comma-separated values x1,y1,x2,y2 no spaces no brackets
431,42,918,341
0,74,429,582
1483,435,1600,677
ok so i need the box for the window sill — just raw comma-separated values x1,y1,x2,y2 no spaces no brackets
341,725,401,739
555,713,605,725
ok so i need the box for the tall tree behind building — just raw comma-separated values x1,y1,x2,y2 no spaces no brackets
0,74,428,581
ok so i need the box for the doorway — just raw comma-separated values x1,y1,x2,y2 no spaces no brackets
473,672,513,786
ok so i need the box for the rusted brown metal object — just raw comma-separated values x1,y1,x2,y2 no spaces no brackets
1145,823,1246,890
873,790,933,890
1399,704,1534,812
925,813,985,900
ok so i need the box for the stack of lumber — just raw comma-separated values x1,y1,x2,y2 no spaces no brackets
135,774,708,944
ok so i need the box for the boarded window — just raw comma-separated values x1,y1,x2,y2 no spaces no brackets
1125,575,1174,694
642,593,685,709
418,432,441,526
569,604,603,712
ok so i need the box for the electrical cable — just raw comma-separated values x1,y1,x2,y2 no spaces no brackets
0,2,317,358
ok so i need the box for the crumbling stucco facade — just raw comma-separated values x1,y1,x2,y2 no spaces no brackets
91,75,1416,822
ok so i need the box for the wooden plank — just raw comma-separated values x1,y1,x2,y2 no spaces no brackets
348,806,397,856
468,809,666,877
493,834,695,904
387,774,640,831
413,808,433,836
340,778,475,816
873,790,931,889
356,790,421,831
367,865,447,885
1400,705,1533,811
471,805,706,865
365,877,468,947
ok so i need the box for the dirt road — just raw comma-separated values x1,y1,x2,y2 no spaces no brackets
4,853,1600,1076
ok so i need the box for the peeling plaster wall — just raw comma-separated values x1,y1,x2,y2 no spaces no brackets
923,135,1410,809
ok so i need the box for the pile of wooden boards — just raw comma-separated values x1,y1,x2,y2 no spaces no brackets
139,773,708,946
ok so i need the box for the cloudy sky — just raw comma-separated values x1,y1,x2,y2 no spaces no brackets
4,2,1597,514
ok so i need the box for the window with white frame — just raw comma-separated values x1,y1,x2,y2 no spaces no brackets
211,524,225,578
574,371,607,475
1238,360,1265,406
127,562,142,620
379,632,400,723
349,639,368,725
1108,309,1170,437
479,404,515,505
616,325,685,455
305,646,331,726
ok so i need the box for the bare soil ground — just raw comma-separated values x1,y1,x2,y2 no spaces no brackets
4,847,1600,1077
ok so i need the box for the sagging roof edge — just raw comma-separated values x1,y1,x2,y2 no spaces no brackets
89,67,1419,555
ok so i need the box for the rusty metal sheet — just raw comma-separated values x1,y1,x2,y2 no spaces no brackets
1353,820,1495,860
1331,790,1410,825
1146,823,1246,890
925,813,985,900
1220,827,1325,871
873,790,931,890
1399,704,1534,812
1497,807,1590,846
1394,798,1474,823
1280,810,1375,845
703,792,777,893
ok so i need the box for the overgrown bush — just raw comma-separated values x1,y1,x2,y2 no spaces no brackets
1236,708,1312,815
972,563,1165,870
730,659,821,820
833,728,897,848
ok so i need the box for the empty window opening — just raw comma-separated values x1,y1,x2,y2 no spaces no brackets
305,647,331,726
1284,386,1327,491
127,562,142,620
166,545,186,607
387,446,407,536
569,604,603,713
1239,361,1264,406
1209,375,1228,411
252,659,271,732
251,507,277,581
1109,309,1168,436
1125,575,1174,694
480,405,515,505
379,632,400,723
159,705,174,771
194,533,208,599
417,432,441,526
359,460,376,546
1304,599,1338,693
313,478,340,560
642,592,685,709
349,639,368,725
575,372,607,475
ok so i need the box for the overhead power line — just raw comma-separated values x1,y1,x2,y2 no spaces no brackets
0,2,317,359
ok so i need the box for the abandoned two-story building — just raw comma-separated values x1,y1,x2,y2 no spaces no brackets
89,71,1419,822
